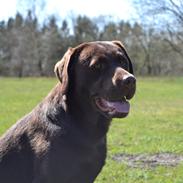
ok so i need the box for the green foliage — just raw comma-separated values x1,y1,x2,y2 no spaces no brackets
0,77,183,182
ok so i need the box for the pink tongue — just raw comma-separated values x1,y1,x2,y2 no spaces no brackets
107,101,130,113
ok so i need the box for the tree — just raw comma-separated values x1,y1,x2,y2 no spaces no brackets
100,22,118,41
0,10,182,76
134,0,183,56
8,13,25,77
73,16,99,44
0,21,7,75
40,16,62,76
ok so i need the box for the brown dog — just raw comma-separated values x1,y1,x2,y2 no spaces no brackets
0,41,136,183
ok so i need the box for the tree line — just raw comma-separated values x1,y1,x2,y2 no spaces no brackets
0,10,182,77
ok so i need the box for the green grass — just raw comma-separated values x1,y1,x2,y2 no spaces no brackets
0,78,57,134
0,77,183,182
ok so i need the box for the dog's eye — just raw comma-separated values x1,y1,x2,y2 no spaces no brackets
93,63,105,70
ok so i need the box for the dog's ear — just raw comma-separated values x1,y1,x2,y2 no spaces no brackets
54,43,87,94
54,47,74,94
112,40,134,75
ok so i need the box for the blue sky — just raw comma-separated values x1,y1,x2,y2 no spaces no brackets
0,0,137,22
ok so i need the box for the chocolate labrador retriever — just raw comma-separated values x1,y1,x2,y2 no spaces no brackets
0,41,136,183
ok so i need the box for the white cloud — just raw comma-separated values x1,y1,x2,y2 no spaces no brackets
0,0,17,21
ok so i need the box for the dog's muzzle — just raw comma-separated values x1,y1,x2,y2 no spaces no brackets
95,68,136,119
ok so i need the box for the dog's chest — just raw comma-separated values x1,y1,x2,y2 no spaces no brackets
46,137,106,183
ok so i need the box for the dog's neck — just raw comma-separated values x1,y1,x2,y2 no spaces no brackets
44,83,111,142
67,85,111,141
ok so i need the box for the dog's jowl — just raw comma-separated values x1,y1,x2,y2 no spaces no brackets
0,41,136,183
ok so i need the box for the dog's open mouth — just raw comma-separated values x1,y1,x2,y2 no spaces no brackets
95,97,130,118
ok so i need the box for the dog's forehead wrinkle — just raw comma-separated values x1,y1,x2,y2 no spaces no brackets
79,46,95,61
79,46,110,64
81,42,117,54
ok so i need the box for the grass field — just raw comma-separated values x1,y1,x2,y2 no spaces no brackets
0,77,183,183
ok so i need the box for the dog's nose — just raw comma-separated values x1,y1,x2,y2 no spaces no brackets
123,75,136,88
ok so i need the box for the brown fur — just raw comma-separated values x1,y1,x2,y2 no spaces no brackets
0,41,136,183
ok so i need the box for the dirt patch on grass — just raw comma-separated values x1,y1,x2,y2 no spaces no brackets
112,153,183,168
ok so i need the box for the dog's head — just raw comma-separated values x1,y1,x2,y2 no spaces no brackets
55,41,136,119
